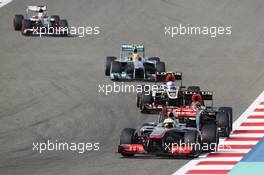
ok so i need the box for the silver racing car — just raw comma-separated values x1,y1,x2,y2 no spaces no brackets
13,5,69,36
105,44,166,81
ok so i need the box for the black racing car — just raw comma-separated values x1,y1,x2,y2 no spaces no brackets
158,88,233,137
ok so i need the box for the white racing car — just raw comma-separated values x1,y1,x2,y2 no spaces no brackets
13,5,69,36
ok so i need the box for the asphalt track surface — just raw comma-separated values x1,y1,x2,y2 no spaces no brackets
0,0,264,175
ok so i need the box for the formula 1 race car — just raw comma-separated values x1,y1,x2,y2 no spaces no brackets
118,120,219,158
158,91,233,137
105,44,166,81
136,71,183,113
13,5,68,36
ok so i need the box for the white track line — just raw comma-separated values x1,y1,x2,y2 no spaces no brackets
216,149,250,153
248,113,264,115
244,119,264,122
230,133,264,137
0,0,12,8
197,157,243,161
173,91,264,175
189,165,234,170
222,141,258,145
238,126,264,130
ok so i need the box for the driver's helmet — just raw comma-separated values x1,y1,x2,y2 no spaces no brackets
38,12,44,19
163,118,176,129
165,81,176,90
191,93,202,108
192,93,202,102
166,74,175,82
168,112,174,119
131,49,139,62
168,112,179,125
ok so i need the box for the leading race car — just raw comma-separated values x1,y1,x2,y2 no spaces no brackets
118,118,219,158
13,5,69,36
105,44,166,81
158,90,233,137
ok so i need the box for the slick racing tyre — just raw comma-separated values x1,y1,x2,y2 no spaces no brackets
137,85,149,108
184,131,202,158
219,107,233,131
216,111,231,137
111,61,121,74
156,61,165,72
201,122,218,152
105,56,117,76
120,128,136,157
13,14,24,31
21,19,31,36
59,19,69,36
140,92,153,113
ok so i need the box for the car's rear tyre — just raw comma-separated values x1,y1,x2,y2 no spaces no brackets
156,61,166,72
105,56,117,76
137,85,149,108
140,92,153,113
148,57,160,62
184,131,201,158
216,111,230,137
59,19,68,36
13,14,24,31
111,61,121,74
120,128,136,157
219,107,233,131
21,19,31,36
201,122,218,152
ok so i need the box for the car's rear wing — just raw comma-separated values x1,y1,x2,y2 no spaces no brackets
121,44,144,52
155,72,182,82
182,91,213,101
27,5,47,12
